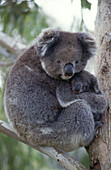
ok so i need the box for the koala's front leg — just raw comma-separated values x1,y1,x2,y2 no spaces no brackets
91,76,103,94
56,81,80,108
77,92,107,114
76,92,107,132
52,100,95,151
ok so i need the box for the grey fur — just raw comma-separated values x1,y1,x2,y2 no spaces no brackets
5,29,106,152
71,70,102,94
56,70,107,122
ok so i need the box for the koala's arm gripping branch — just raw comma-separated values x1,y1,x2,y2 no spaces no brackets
0,120,87,170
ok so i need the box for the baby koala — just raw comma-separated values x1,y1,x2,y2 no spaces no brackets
71,70,102,95
70,70,103,124
56,70,105,128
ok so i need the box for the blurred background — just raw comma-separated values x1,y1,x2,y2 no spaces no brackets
0,0,97,169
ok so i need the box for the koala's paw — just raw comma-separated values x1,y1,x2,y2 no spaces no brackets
93,84,103,95
93,112,103,121
98,90,104,95
95,121,104,133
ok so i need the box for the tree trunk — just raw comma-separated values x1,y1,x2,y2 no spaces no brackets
87,0,111,169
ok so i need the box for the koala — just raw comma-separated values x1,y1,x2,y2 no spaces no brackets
71,70,102,94
71,70,104,122
4,29,107,152
56,70,106,126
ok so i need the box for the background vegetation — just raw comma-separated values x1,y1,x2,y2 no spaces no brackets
0,0,93,169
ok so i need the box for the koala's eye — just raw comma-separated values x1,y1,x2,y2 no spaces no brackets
75,60,79,64
57,60,61,64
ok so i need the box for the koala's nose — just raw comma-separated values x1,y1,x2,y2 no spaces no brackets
74,84,82,93
64,63,74,77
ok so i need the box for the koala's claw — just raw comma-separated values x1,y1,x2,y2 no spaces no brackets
93,113,101,121
98,90,104,95
95,121,104,131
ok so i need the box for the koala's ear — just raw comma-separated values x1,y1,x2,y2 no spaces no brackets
79,33,96,60
37,28,60,57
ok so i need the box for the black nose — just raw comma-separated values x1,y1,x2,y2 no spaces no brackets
74,84,82,93
64,63,74,77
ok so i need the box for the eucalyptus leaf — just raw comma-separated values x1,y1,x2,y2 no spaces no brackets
81,0,91,9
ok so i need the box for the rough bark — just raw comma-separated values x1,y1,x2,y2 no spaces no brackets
87,0,111,169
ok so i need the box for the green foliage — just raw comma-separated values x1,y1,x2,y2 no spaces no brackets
0,0,36,34
81,0,91,9
70,148,90,170
0,135,53,170
23,10,49,42
0,0,48,42
71,0,91,9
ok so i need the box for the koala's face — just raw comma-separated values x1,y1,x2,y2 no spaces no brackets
71,78,90,94
71,70,102,94
37,29,96,80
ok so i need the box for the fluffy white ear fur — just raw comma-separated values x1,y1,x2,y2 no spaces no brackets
80,33,96,59
37,29,96,59
37,28,60,57
40,44,48,57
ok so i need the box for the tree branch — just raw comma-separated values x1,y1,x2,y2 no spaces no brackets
0,45,16,59
0,62,14,67
0,120,87,170
0,32,26,56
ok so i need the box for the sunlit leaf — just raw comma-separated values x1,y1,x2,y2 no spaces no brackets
81,0,91,9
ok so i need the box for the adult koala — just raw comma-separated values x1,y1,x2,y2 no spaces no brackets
4,29,106,152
